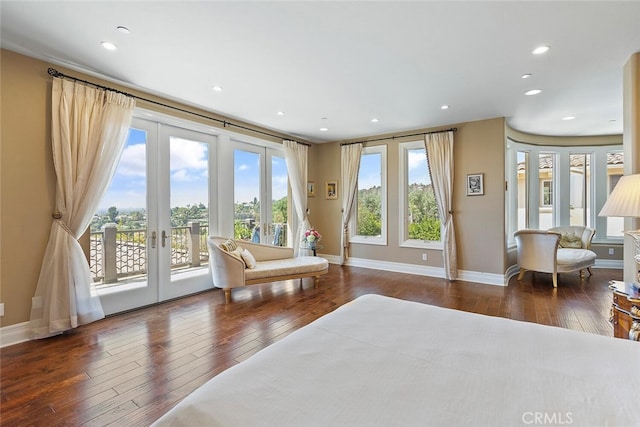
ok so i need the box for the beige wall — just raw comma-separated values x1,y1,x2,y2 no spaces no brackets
309,118,507,276
0,49,296,328
2,47,633,329
507,128,622,146
622,52,640,282
1,51,56,327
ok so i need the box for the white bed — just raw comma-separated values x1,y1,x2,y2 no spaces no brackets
152,294,640,426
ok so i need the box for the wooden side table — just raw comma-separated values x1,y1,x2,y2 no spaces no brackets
609,280,640,341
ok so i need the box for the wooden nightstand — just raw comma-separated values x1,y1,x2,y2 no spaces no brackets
609,280,640,341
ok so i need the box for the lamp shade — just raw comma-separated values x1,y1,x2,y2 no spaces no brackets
598,174,640,217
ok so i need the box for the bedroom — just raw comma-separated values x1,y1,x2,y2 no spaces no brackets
1,1,640,425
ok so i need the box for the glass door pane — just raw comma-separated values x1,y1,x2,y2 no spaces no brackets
269,152,288,246
234,147,262,242
93,118,158,315
160,126,215,301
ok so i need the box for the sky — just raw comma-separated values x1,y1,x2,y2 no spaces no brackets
98,128,429,212
407,148,430,185
98,128,288,212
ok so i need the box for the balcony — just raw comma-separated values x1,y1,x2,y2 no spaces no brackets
90,222,209,286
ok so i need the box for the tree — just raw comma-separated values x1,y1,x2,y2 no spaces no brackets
272,197,287,224
107,206,119,223
357,187,381,236
408,184,441,241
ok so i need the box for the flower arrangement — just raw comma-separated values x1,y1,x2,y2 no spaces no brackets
302,228,322,247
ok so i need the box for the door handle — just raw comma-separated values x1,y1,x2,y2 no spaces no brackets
162,230,168,247
150,231,157,249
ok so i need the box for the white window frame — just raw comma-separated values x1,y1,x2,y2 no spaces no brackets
398,140,443,249
350,145,387,246
506,139,623,246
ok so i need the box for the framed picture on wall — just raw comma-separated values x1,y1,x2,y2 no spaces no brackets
325,181,338,199
307,181,315,197
466,173,484,196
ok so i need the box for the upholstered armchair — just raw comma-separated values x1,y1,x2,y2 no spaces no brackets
514,227,597,288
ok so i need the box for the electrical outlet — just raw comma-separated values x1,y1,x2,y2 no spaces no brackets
422,253,427,261
0,303,4,317
609,248,615,255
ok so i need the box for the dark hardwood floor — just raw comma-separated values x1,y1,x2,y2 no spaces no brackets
0,264,622,426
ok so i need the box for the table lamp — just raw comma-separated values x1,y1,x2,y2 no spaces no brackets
599,174,640,280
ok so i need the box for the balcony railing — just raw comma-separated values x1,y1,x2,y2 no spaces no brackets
90,222,209,285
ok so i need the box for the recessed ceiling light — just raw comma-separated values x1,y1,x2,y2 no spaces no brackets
440,105,450,110
116,26,130,34
371,118,379,123
277,111,285,116
212,86,223,92
521,73,533,79
320,127,329,132
100,41,118,51
562,116,576,121
532,45,550,55
525,89,542,96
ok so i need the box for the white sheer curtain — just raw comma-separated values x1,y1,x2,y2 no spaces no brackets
424,131,458,280
30,78,135,339
283,140,310,256
340,143,363,264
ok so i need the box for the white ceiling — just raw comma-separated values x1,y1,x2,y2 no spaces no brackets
2,1,639,143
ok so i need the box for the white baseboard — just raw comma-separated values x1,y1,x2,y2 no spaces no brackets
594,259,624,269
0,258,621,349
317,253,341,265
345,257,508,286
0,321,30,348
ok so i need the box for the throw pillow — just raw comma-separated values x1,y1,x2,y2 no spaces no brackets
219,238,238,253
241,248,257,269
231,247,246,266
559,232,582,248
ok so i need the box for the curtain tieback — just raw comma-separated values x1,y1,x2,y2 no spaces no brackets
52,211,74,236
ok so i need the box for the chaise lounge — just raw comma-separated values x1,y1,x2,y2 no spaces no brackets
514,226,597,288
207,236,329,302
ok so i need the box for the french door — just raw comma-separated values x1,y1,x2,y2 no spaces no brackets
233,142,288,247
96,117,217,315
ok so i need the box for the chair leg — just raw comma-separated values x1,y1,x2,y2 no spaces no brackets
580,269,585,279
224,288,231,303
552,273,558,288
517,268,526,281
587,267,593,277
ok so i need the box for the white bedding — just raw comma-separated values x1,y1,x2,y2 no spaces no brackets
152,294,640,426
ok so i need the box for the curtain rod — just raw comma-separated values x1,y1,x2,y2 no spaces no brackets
340,127,457,146
47,68,311,146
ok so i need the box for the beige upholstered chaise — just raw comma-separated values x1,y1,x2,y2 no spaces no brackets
514,226,597,288
207,236,328,302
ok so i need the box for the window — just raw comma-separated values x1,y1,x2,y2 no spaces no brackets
538,153,554,229
506,140,623,244
516,151,528,231
541,180,553,206
351,145,387,245
606,151,625,237
569,154,590,226
399,141,441,247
